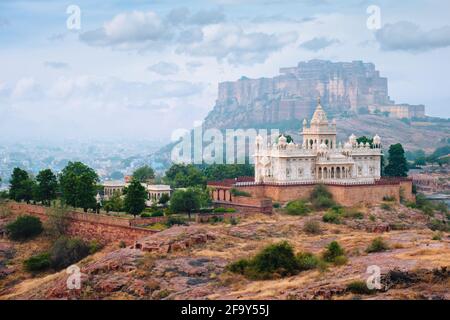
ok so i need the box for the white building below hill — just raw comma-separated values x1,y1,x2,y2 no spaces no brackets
102,180,171,206
254,99,383,185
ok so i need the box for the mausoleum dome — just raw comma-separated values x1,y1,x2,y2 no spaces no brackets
311,99,328,124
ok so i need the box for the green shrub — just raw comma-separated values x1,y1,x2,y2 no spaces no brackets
428,219,449,232
150,210,164,217
435,202,448,214
303,220,321,234
346,280,376,295
405,201,417,209
230,188,251,197
322,241,345,263
296,252,319,271
322,211,341,224
273,202,281,209
285,200,311,216
380,203,392,211
310,185,335,209
24,252,51,272
421,204,435,216
6,215,43,241
50,237,91,270
227,241,300,280
213,207,227,213
89,240,102,254
312,196,336,210
366,237,389,253
228,216,239,225
140,213,151,218
250,241,299,278
165,215,188,227
333,255,348,266
209,215,224,223
369,214,376,222
343,209,364,219
382,195,396,202
225,208,237,213
227,259,250,274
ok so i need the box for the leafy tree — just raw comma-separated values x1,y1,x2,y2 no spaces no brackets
158,193,170,206
123,179,147,216
356,136,374,147
132,165,155,183
9,168,35,203
164,164,206,188
169,188,202,219
278,134,294,143
384,144,408,177
104,191,124,213
35,169,58,205
59,162,99,212
46,202,70,238
201,164,254,181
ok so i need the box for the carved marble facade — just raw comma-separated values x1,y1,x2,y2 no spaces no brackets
254,100,382,184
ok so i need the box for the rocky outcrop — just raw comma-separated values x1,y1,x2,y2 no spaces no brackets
134,225,217,254
205,60,401,129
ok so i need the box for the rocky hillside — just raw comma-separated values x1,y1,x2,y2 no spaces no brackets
1,203,449,300
204,59,423,129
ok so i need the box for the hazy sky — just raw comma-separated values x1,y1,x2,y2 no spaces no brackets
1,0,449,142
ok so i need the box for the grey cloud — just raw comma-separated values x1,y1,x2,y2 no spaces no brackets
251,14,316,24
375,21,450,52
166,7,225,26
79,9,295,65
147,62,180,76
44,61,69,69
79,11,173,49
189,9,225,25
166,7,190,25
178,27,204,44
177,26,298,65
299,37,340,51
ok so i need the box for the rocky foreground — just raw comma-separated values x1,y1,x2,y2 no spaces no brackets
0,203,449,300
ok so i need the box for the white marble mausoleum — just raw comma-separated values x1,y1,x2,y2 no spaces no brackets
254,99,383,185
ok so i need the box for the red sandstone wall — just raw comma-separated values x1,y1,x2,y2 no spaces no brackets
236,180,414,207
7,203,155,245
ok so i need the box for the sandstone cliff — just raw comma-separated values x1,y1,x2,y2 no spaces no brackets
204,60,417,129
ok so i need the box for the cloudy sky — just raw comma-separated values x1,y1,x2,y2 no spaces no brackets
1,0,449,142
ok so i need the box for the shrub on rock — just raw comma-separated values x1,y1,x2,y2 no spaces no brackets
366,237,389,253
322,241,346,264
286,200,311,216
303,220,322,234
346,280,376,295
50,237,91,270
6,215,43,241
24,252,51,272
